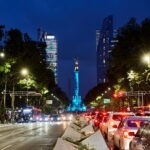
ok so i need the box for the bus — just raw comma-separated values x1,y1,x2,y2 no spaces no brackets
22,106,42,122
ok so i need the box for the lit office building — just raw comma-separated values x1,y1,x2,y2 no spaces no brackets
96,15,117,84
37,29,58,83
45,34,58,83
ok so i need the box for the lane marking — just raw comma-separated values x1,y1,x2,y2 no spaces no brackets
1,145,12,150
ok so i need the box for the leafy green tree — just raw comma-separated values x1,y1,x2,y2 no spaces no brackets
0,25,5,42
85,17,150,109
84,83,110,106
107,18,150,91
0,27,69,110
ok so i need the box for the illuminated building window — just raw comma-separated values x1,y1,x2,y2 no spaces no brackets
103,38,106,43
103,59,105,64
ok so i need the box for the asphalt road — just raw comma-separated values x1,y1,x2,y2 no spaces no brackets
0,121,70,150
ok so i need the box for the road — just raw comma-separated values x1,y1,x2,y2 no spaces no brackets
0,121,70,150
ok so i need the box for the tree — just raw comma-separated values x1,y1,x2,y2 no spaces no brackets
107,17,150,91
0,27,69,110
84,83,110,105
0,25,5,42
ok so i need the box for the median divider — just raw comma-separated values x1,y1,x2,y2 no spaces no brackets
53,115,109,150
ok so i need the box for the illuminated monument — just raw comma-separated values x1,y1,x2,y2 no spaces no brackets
68,58,86,111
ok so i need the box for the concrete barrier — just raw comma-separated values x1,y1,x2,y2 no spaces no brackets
62,126,85,142
81,130,109,150
53,116,108,150
53,138,78,150
80,124,94,136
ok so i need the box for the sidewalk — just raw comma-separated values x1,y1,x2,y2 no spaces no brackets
0,123,13,128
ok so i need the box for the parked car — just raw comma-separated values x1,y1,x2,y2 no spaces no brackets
113,116,150,150
129,121,150,150
101,112,135,141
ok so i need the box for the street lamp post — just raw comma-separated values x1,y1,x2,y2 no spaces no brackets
0,52,6,110
11,68,29,111
142,53,150,106
0,52,5,58
143,53,150,68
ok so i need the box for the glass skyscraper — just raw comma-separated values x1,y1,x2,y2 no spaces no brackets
37,28,58,83
45,34,58,83
96,15,115,84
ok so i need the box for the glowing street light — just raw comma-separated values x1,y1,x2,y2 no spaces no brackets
142,53,150,68
0,52,5,58
20,68,28,76
11,68,29,111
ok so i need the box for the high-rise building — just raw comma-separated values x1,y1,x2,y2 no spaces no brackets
96,15,116,84
37,29,58,83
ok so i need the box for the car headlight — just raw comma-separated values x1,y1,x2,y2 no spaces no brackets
63,117,66,120
69,116,72,120
45,118,48,121
50,118,53,121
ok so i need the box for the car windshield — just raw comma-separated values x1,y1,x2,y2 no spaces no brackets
127,120,149,128
51,114,59,117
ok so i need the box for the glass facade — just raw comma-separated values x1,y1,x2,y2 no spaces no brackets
96,15,114,84
45,35,58,83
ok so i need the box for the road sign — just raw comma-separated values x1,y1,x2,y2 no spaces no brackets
46,100,53,104
103,98,110,104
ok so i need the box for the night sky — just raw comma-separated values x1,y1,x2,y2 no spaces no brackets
0,0,150,98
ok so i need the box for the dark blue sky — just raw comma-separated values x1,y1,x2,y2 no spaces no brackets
0,0,150,98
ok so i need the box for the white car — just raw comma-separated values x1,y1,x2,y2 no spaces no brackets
113,116,150,150
101,112,135,141
129,121,150,150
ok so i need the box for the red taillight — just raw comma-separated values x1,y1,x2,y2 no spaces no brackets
110,121,115,126
110,121,117,128
95,119,98,123
123,131,135,138
95,111,99,114
123,131,128,138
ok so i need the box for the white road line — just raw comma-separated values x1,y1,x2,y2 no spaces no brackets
1,145,12,150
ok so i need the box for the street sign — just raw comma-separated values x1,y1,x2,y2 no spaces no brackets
103,98,110,104
46,100,53,104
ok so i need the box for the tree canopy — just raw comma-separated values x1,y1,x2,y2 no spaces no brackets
85,17,150,106
0,27,69,114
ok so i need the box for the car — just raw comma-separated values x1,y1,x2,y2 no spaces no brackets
129,121,150,150
93,112,109,128
61,113,73,121
99,115,109,131
101,112,135,141
50,114,62,122
113,116,150,150
39,115,50,122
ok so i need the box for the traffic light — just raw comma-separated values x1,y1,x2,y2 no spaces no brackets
113,91,126,98
113,93,118,98
118,91,123,97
